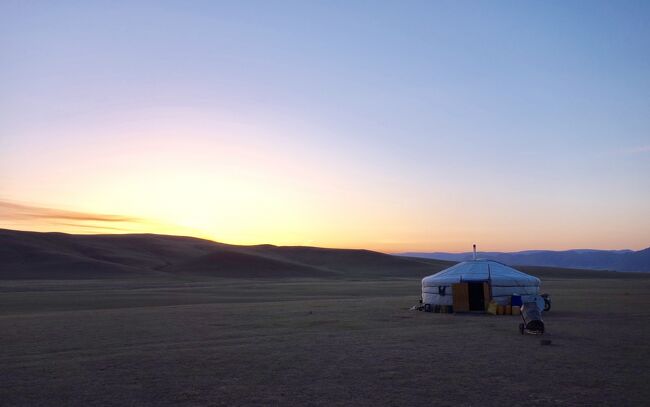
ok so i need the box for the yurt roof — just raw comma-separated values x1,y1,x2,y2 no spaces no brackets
422,259,540,287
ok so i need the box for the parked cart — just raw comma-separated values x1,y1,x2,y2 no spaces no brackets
518,301,545,335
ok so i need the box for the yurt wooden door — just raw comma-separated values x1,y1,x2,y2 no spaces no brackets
453,282,491,312
452,283,470,312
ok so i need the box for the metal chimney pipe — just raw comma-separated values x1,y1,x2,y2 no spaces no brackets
473,244,476,260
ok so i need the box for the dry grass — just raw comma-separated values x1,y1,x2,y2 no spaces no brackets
1,273,649,406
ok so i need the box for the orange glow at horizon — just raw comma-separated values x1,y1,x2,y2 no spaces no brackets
1,109,648,254
1,197,647,253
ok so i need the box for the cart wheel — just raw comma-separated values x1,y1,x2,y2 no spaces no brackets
519,323,524,335
543,298,551,312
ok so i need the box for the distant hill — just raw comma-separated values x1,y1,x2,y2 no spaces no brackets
0,229,451,280
399,248,650,272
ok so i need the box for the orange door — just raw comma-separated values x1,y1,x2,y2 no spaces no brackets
452,283,470,312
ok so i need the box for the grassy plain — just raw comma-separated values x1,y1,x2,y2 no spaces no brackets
1,270,650,406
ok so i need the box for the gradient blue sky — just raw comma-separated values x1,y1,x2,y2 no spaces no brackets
1,1,649,251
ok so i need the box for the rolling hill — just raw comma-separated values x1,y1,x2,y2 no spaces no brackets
0,229,450,280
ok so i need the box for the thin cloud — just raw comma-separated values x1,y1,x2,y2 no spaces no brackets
620,145,650,155
51,222,137,232
0,200,142,224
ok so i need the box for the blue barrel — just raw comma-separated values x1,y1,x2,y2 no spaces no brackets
511,295,522,306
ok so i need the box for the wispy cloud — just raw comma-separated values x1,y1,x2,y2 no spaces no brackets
0,200,144,232
620,145,650,155
50,222,136,232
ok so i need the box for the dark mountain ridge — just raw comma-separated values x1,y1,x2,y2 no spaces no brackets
400,247,650,272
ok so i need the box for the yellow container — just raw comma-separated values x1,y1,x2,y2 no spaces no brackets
497,305,504,315
506,305,512,315
512,306,521,315
487,301,498,315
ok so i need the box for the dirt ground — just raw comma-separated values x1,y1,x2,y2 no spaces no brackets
1,273,650,406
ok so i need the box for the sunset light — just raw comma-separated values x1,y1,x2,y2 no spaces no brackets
1,1,648,253
2,3,650,406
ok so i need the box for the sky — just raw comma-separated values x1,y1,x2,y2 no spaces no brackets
1,1,649,252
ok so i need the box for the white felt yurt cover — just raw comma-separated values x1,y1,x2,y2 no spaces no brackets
421,259,541,306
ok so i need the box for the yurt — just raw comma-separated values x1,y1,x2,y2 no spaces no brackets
421,258,541,312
